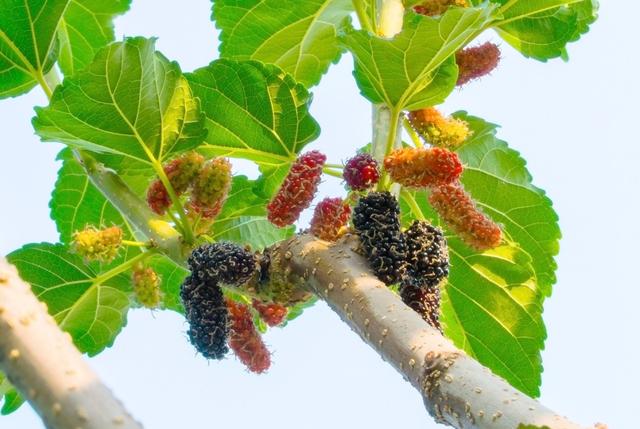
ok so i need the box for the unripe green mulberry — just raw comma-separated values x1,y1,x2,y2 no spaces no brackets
71,226,122,263
146,152,204,215
190,158,232,219
132,264,161,309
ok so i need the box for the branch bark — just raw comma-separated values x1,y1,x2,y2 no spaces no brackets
272,234,599,429
0,258,142,429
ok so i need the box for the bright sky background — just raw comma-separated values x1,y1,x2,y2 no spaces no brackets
1,1,638,428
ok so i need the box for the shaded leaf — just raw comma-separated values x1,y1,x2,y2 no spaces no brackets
57,0,132,76
0,0,68,98
33,37,206,168
7,243,132,356
341,7,495,111
187,60,320,194
213,0,353,87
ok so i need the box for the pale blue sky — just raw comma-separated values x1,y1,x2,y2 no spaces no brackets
1,1,638,428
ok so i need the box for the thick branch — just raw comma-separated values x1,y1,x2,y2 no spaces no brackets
273,234,598,429
0,259,142,429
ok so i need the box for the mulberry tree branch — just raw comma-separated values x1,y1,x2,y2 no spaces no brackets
272,234,600,429
0,259,143,429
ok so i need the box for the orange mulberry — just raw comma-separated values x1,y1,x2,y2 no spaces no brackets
267,151,326,227
456,42,501,86
384,147,462,188
310,197,351,241
429,182,502,250
227,299,271,373
252,299,288,327
407,108,471,150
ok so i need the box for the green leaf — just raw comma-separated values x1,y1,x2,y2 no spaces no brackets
7,243,132,356
454,112,560,295
400,113,560,396
213,0,353,87
0,0,68,98
481,0,598,60
187,59,320,193
1,388,24,415
341,7,495,111
211,176,295,249
33,37,206,169
57,0,132,76
51,148,135,243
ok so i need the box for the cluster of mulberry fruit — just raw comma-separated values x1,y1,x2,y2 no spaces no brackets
146,151,232,223
343,153,380,191
310,197,351,242
353,192,407,285
180,242,257,360
456,42,501,86
267,150,326,227
384,147,462,188
429,183,502,250
407,108,471,150
413,0,469,16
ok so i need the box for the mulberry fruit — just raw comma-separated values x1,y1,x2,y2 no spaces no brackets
408,108,471,150
132,264,161,309
267,151,326,227
404,221,449,288
384,147,462,188
343,153,380,191
147,152,204,215
71,226,122,262
414,0,469,16
190,158,232,219
400,280,442,332
429,183,502,250
353,192,407,285
180,274,229,359
227,298,271,373
188,242,257,286
252,299,288,327
456,42,501,86
310,197,352,242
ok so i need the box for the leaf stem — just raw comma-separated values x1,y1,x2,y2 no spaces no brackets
323,167,344,178
403,116,423,148
401,189,427,221
325,163,344,169
353,0,374,33
151,160,194,244
92,249,157,286
34,71,53,100
121,240,149,248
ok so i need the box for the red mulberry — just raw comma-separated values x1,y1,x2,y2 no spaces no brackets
190,158,232,219
456,42,501,86
414,0,469,16
384,147,462,188
227,299,271,373
132,264,161,309
310,197,351,242
429,183,502,250
180,274,229,359
267,151,326,227
353,192,407,285
252,299,288,327
407,108,471,150
400,280,441,332
343,153,380,191
71,226,122,262
404,221,449,288
147,152,204,215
